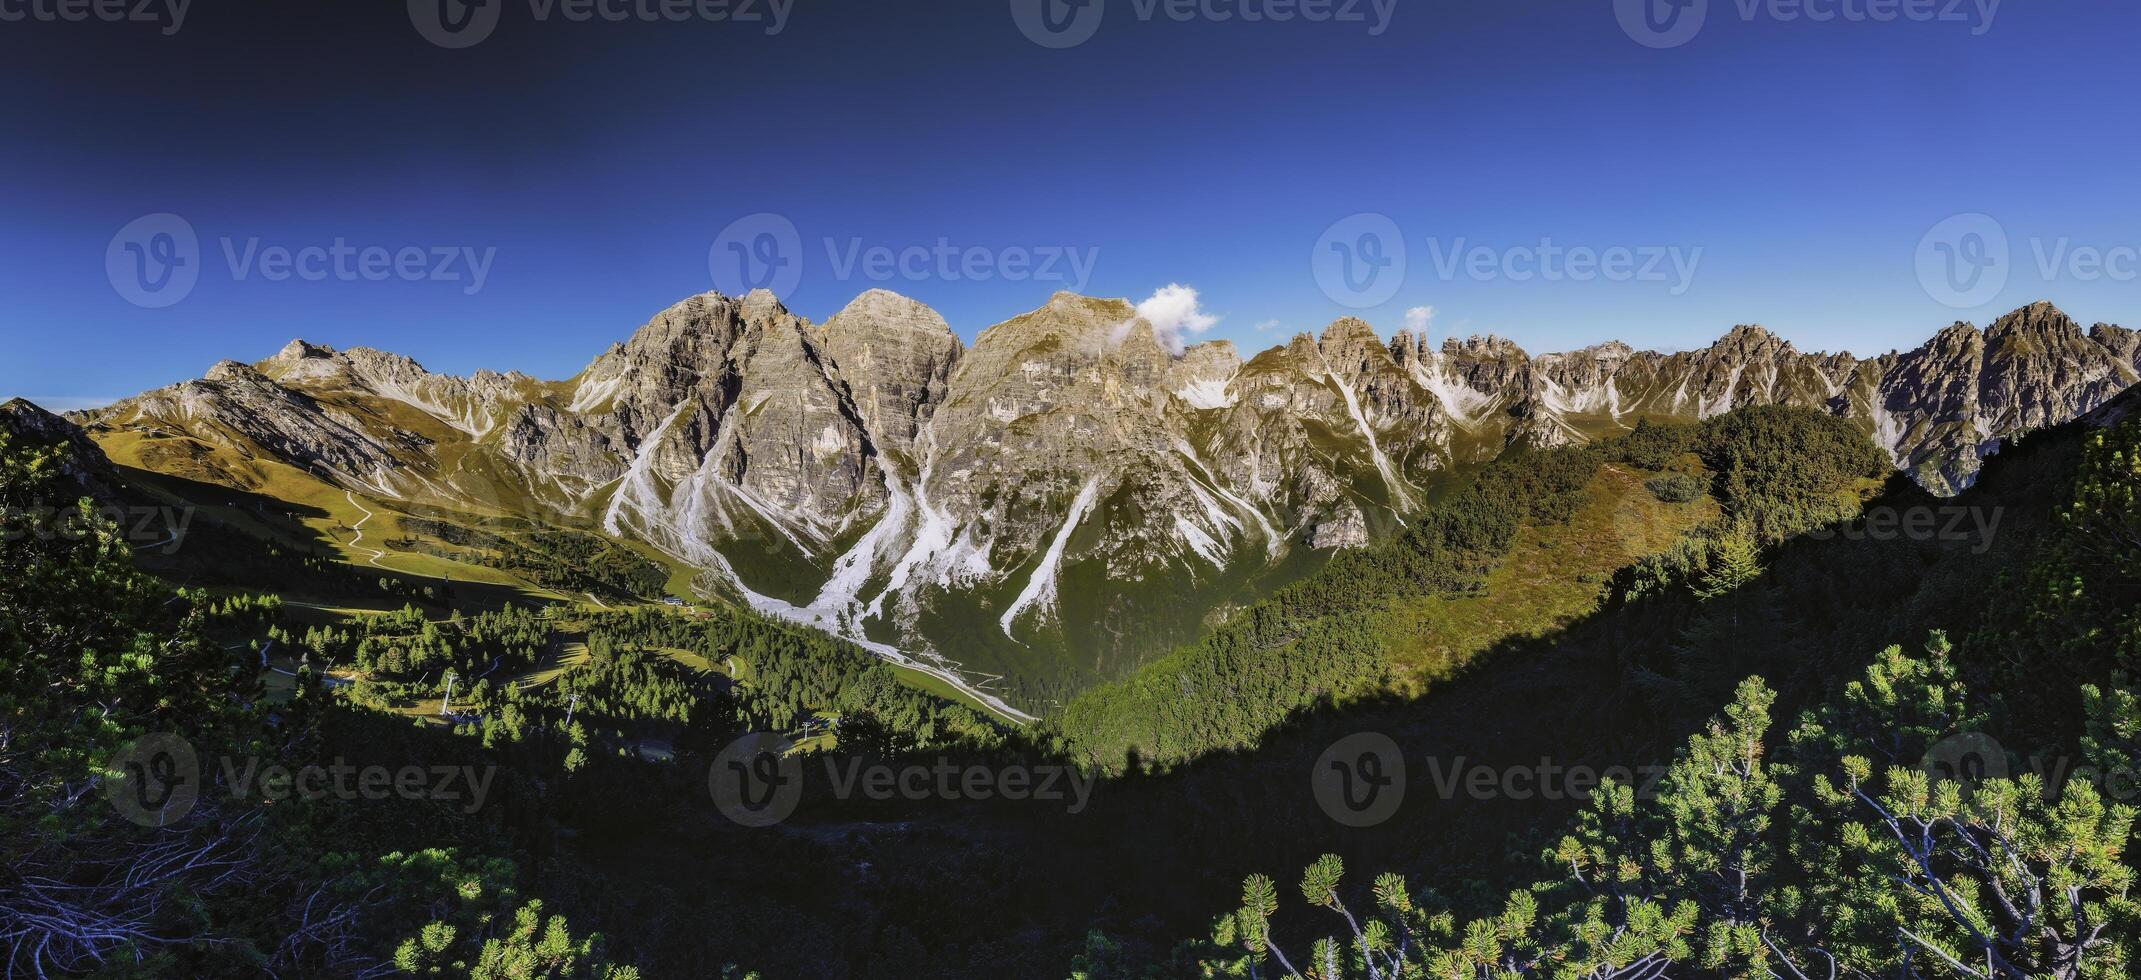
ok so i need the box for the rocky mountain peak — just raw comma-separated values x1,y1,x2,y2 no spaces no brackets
1983,301,2085,350
1709,324,1795,359
1973,301,2130,444
820,290,963,467
740,288,790,321
1930,321,1984,349
1281,332,1325,364
1444,335,1529,363
257,340,344,383
205,359,264,384
1167,341,1242,411
269,338,335,362
827,289,958,341
1,397,73,441
1536,340,1638,370
974,292,1134,355
1113,316,1169,359
1317,317,1395,378
1387,329,1429,366
2003,299,2067,320
470,368,534,387
1318,316,1380,348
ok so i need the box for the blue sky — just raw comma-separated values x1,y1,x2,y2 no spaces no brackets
4,0,2138,408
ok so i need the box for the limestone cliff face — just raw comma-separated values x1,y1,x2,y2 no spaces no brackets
819,289,962,479
76,292,2140,692
575,290,888,567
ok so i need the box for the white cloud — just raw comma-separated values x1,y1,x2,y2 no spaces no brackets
1404,306,1437,333
1116,283,1220,355
1253,319,1281,332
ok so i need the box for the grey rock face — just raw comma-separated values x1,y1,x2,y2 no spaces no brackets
2092,323,2141,373
820,289,962,479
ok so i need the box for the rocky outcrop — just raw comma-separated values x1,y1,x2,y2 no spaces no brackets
1,398,125,497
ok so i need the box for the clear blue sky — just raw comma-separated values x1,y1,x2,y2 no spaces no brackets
4,0,2138,409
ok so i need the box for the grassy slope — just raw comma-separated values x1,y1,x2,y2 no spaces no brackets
1380,462,1719,689
96,429,535,588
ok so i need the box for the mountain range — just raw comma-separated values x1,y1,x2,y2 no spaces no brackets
63,291,2141,711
